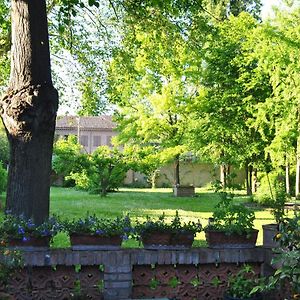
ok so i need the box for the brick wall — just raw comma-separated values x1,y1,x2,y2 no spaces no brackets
2,247,279,300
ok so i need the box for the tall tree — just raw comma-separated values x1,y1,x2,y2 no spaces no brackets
189,13,271,191
252,7,300,196
0,0,58,224
108,8,201,185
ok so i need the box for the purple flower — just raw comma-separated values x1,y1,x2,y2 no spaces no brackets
124,227,131,233
41,229,50,236
96,229,105,235
18,226,25,235
22,237,29,242
27,219,35,229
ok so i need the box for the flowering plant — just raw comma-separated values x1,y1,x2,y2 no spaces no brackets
0,214,62,242
134,211,202,238
64,214,132,239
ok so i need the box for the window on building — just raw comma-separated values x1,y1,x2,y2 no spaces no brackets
80,135,88,147
93,136,101,147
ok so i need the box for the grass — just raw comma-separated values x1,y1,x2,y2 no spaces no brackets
48,187,275,248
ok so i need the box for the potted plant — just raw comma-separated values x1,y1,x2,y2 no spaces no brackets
262,181,286,248
64,214,132,250
260,214,300,299
205,193,258,248
0,214,61,251
134,212,202,249
224,265,263,300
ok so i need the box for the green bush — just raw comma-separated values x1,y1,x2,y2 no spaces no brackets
0,163,7,194
68,146,129,196
254,171,285,206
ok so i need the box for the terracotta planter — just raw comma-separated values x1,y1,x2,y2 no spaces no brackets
141,232,173,249
205,230,258,249
262,224,279,248
8,236,50,251
142,231,195,249
171,231,195,248
70,234,122,250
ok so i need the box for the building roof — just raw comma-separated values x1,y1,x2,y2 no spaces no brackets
56,116,116,130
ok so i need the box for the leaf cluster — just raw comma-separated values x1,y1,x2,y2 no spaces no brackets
226,265,264,299
134,211,202,238
205,192,255,235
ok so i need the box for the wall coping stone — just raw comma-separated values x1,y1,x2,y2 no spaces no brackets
20,247,267,267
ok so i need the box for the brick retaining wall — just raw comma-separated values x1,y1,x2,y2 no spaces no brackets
2,247,277,300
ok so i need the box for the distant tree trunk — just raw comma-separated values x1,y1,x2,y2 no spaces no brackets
248,165,253,196
174,155,180,185
296,156,300,198
245,163,252,196
0,1,58,224
252,168,258,194
286,156,290,196
220,164,227,188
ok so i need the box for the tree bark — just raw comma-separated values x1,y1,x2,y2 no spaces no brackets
0,1,58,224
174,155,180,186
252,168,257,194
248,165,253,196
285,157,290,196
245,164,250,195
220,164,226,188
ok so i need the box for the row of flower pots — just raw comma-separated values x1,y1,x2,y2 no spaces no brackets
0,196,264,251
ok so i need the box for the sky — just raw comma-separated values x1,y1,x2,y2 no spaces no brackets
261,0,290,19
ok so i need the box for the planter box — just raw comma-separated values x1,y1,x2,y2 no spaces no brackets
70,234,122,250
171,232,194,248
262,224,279,248
8,236,50,251
173,185,195,197
205,230,258,249
142,231,195,249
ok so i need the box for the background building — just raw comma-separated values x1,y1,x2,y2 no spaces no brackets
55,116,245,188
55,116,116,153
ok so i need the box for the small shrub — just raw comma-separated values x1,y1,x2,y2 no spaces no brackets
205,192,255,235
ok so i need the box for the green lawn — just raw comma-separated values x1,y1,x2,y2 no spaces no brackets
48,187,275,248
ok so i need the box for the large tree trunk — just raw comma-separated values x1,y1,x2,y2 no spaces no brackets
0,1,58,224
174,155,180,185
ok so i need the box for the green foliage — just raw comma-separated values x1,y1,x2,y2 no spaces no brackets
190,12,271,172
0,122,9,166
226,265,263,299
63,214,132,237
89,146,128,196
67,146,128,196
253,214,300,297
0,214,62,242
0,0,10,91
0,248,23,289
53,136,89,186
0,163,7,194
206,192,255,235
134,211,202,239
254,171,287,221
